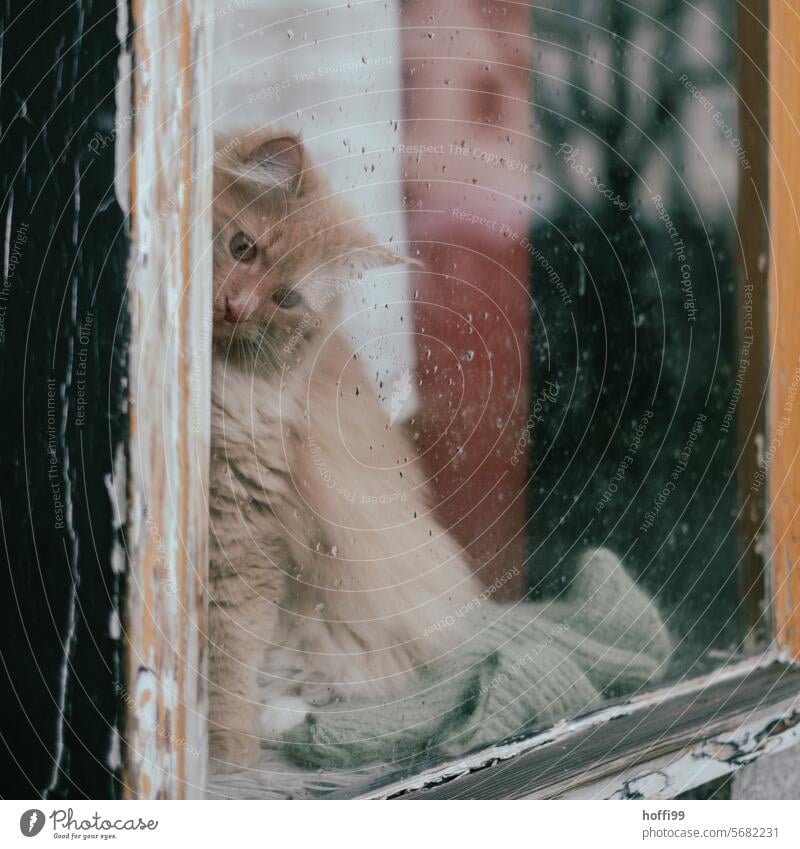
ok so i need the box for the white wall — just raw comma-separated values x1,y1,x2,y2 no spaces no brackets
210,0,417,415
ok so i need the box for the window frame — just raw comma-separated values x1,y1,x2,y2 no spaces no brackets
124,0,213,799
122,0,800,799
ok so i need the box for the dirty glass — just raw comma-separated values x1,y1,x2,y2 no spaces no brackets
205,0,764,798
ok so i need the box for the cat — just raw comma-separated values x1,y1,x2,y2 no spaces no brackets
207,131,487,770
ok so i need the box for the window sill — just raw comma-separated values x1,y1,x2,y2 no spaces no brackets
355,655,800,799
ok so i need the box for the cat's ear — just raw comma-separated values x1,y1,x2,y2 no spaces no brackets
353,245,425,270
246,135,305,195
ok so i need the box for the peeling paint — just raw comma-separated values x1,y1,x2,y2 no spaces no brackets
125,0,212,799
3,192,13,281
114,0,132,215
605,708,800,800
109,611,122,640
372,654,793,800
133,668,162,797
108,730,123,771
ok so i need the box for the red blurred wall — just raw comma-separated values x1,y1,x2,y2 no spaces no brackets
401,2,534,598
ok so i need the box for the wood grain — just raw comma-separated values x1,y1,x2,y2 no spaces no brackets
769,1,800,660
125,0,213,799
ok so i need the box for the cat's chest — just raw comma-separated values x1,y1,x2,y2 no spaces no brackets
209,360,304,505
210,361,301,443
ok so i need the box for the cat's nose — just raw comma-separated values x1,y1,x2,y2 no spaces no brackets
224,297,249,323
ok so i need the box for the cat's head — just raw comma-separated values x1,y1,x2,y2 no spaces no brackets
212,131,410,369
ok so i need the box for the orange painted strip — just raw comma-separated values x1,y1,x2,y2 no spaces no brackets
769,0,800,658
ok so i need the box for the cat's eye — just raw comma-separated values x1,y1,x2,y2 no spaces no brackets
229,231,256,262
271,286,302,309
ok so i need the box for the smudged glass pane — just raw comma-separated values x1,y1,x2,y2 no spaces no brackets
207,0,766,798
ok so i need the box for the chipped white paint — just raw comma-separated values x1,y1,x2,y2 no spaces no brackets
568,700,800,800
134,668,161,791
366,652,789,799
109,610,122,640
104,443,127,530
114,0,132,215
126,0,212,799
108,729,123,772
3,193,13,281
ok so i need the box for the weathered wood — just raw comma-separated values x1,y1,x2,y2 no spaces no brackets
125,0,212,799
769,0,800,660
374,661,800,799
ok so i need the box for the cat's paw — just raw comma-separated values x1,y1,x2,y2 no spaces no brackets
260,696,309,740
209,728,261,772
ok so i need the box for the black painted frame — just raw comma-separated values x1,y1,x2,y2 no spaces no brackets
0,0,129,799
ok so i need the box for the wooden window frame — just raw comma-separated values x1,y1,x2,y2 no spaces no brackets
122,0,800,799
124,0,212,799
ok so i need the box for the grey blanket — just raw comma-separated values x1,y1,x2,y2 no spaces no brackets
282,548,672,770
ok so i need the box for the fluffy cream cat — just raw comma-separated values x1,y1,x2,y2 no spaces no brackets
208,132,486,770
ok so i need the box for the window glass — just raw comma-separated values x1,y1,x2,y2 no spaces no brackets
207,0,762,798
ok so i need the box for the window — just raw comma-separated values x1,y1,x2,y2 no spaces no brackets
4,0,798,803
128,0,799,800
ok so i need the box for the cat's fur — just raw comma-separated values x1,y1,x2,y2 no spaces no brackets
208,132,485,769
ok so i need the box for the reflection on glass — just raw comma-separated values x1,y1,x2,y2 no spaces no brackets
206,0,762,798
